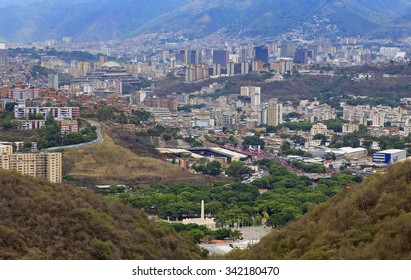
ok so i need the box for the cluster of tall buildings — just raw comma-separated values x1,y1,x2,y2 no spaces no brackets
176,49,202,65
297,100,337,123
185,64,210,82
175,85,283,130
342,105,410,128
182,46,273,81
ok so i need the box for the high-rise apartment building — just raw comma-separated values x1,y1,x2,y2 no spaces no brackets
240,86,261,107
241,62,249,75
48,74,59,89
0,144,62,183
280,42,296,58
143,96,178,112
267,98,283,126
379,47,401,58
240,86,260,107
294,49,308,64
176,50,187,64
226,62,235,76
185,64,209,82
213,50,229,66
255,46,269,63
62,37,72,43
212,63,221,76
307,44,319,60
189,50,202,65
239,48,248,63
270,58,294,74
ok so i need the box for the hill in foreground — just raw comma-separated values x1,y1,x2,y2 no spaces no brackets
230,161,411,259
0,170,203,259
63,130,214,187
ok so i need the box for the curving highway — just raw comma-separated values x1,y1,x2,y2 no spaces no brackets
43,119,104,151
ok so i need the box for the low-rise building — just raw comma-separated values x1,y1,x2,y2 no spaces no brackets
332,147,367,159
14,106,80,120
59,120,79,133
311,123,328,136
342,123,359,133
372,149,406,164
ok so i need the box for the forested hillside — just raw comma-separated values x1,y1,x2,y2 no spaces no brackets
230,161,411,259
0,170,203,259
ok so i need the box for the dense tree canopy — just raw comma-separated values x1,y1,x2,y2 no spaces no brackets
108,161,361,229
230,161,411,260
0,170,203,259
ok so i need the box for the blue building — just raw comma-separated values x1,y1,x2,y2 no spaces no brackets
372,149,406,164
213,49,229,66
254,46,268,63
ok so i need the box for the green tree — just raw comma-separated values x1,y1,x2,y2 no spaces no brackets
65,132,83,145
97,107,115,121
207,161,222,176
2,120,15,130
242,136,265,149
229,230,243,241
226,161,252,180
204,202,223,215
280,141,291,154
313,133,327,145
34,113,44,120
162,133,172,141
5,102,17,112
45,113,56,125
192,164,208,174
118,112,128,124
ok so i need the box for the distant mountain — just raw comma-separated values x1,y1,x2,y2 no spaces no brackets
0,0,188,42
134,0,411,39
230,161,411,259
0,170,203,259
1,0,411,42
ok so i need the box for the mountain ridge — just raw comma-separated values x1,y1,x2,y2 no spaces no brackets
0,0,411,43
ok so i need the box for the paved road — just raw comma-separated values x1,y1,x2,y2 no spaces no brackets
87,119,104,144
198,135,220,147
44,119,104,151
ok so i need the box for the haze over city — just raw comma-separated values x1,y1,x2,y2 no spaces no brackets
0,0,410,269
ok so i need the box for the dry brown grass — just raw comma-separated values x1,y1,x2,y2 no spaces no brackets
63,131,212,186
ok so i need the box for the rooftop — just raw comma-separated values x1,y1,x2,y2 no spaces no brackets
376,149,406,154
101,61,122,69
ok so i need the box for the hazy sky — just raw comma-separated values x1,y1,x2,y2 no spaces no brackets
0,0,82,7
0,0,38,7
